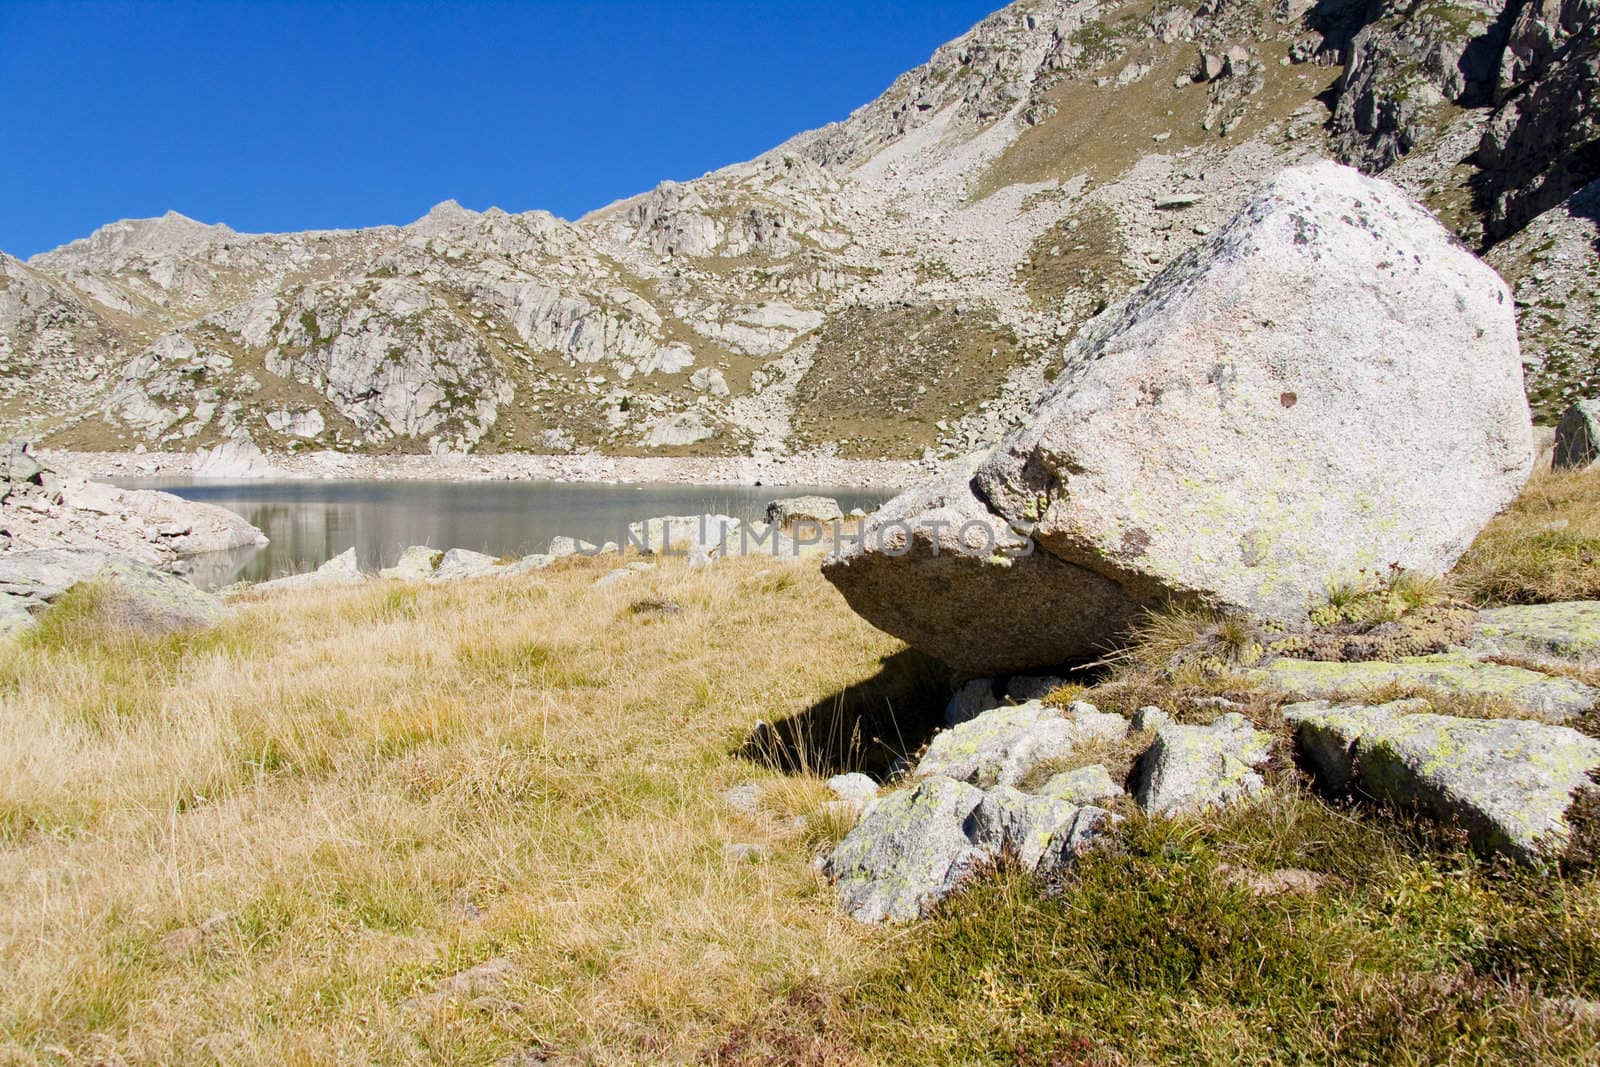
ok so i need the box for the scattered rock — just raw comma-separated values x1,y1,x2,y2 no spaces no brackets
824,777,990,923
1131,706,1171,732
594,562,655,587
1218,865,1334,896
1133,713,1274,817
722,843,765,863
825,163,1531,673
765,496,843,528
433,548,505,580
826,773,880,811
379,545,441,580
823,777,1115,923
1039,764,1123,805
915,701,1127,789
1554,400,1600,469
721,783,762,815
0,591,34,637
158,913,232,958
1285,699,1600,863
626,514,742,556
1250,652,1600,721
252,547,363,592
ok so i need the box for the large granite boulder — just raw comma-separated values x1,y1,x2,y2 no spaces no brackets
825,163,1533,673
89,558,226,633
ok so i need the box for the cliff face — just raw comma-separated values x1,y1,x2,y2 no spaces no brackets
4,0,1597,458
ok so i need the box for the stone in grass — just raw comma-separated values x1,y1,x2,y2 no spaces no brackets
89,558,225,634
1133,713,1274,817
915,701,1128,789
827,773,880,811
254,547,364,592
968,786,1113,872
1468,601,1600,669
432,548,505,581
0,592,36,638
1248,652,1599,722
1285,700,1600,863
824,777,991,924
1040,764,1123,805
379,545,442,580
1553,399,1600,469
824,777,1115,923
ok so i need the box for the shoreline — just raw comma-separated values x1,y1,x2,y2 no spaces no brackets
44,450,936,491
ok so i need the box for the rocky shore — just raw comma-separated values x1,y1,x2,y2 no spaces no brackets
48,448,932,490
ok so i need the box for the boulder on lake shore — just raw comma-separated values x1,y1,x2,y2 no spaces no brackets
824,162,1533,673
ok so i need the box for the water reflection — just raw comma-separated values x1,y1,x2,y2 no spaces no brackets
115,479,895,588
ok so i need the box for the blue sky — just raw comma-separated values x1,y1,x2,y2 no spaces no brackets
0,0,1001,258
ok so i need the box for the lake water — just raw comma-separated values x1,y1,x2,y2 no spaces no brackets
116,478,896,587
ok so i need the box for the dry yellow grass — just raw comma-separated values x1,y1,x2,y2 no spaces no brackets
0,556,933,1065
1451,464,1600,605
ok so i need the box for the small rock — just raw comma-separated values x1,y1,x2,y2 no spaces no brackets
379,545,441,580
1553,399,1600,469
159,912,231,957
723,843,765,863
1039,764,1122,805
826,772,879,810
254,547,363,592
1469,601,1600,668
944,677,1003,725
433,548,505,581
1132,706,1171,732
765,495,843,528
1133,713,1273,817
721,783,761,814
1218,864,1333,896
915,701,1127,789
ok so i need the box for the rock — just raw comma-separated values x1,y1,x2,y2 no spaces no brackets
824,777,990,923
192,437,278,479
625,514,741,556
824,163,1531,673
1198,52,1226,81
1285,700,1600,862
722,843,765,863
915,701,1127,789
1250,652,1600,722
433,548,505,580
594,562,654,587
1,476,266,564
0,548,111,605
823,777,1115,923
721,783,762,814
1133,713,1273,817
89,558,225,633
158,913,231,958
689,367,731,396
548,535,604,557
944,677,1003,725
404,957,519,1011
1039,764,1123,805
1,440,42,497
1469,601,1600,667
826,772,880,811
1553,400,1600,468
641,411,715,448
503,553,555,575
1218,865,1334,896
253,547,363,592
1131,706,1171,732
968,786,1093,871
0,591,35,637
379,545,441,580
764,495,843,528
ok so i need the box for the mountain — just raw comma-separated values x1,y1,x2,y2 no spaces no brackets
3,0,1597,460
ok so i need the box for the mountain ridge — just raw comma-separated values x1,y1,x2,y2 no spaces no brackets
2,0,1596,459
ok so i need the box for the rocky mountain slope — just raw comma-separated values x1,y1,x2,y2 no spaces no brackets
2,0,1596,460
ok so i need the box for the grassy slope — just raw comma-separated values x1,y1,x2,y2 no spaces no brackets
3,473,1600,1063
